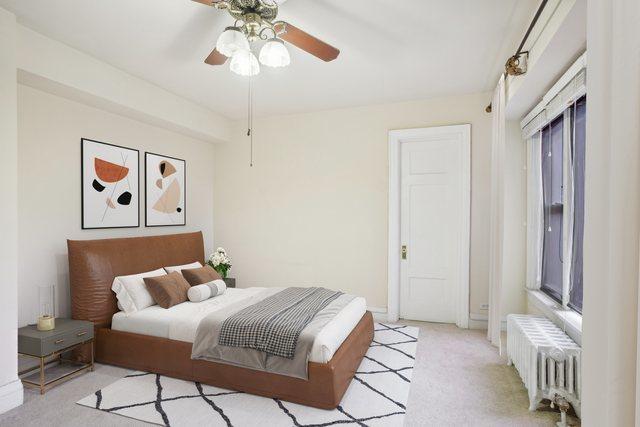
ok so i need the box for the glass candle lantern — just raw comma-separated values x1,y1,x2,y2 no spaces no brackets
37,285,56,331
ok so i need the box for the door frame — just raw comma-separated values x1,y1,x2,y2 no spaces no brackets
387,124,471,328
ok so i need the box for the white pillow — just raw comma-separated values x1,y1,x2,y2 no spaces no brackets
163,261,202,275
187,279,227,302
111,268,166,314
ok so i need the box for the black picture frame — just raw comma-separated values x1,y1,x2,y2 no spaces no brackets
144,152,186,227
81,138,140,230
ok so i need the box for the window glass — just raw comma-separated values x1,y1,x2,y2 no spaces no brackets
540,115,564,302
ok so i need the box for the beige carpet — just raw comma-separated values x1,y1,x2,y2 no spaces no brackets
0,321,578,426
402,321,578,426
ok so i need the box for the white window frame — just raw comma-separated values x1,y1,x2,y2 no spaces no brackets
522,53,586,342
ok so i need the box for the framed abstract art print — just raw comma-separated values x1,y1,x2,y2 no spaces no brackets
145,152,186,227
81,138,139,229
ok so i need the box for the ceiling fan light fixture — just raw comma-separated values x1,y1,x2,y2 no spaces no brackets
259,38,290,68
230,49,260,77
216,26,249,57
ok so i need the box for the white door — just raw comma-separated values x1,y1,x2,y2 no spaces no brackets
398,125,470,323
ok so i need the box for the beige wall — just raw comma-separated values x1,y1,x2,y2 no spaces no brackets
0,7,22,413
213,93,493,316
17,85,216,326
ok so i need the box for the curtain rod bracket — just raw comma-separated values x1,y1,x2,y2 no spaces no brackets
484,0,548,112
505,51,529,76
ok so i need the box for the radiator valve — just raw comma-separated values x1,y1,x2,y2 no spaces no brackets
550,393,572,427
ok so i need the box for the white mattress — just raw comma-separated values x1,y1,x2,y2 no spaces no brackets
111,288,367,363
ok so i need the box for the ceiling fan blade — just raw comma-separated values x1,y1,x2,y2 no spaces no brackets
277,22,340,62
204,48,228,66
191,0,222,6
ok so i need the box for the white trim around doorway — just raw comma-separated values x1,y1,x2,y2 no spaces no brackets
387,124,471,328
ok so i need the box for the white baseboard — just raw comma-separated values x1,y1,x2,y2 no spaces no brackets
468,317,488,330
367,306,389,322
0,379,23,415
468,314,507,331
369,308,507,330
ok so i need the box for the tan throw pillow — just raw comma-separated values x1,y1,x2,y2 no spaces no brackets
143,271,191,309
181,265,222,286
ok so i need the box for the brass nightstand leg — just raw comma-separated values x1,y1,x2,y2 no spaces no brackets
39,357,45,395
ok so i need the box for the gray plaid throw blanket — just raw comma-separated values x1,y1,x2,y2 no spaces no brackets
218,287,343,359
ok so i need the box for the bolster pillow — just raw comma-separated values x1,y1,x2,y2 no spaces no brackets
187,279,227,302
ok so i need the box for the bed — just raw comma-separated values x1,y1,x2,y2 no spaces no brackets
68,232,374,409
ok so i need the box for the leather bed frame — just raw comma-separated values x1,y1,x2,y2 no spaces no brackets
68,232,373,409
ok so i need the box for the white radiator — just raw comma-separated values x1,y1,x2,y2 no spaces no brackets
506,314,581,418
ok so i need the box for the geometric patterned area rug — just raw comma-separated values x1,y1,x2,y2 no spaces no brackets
77,323,418,427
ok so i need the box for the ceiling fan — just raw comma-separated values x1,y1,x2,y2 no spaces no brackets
192,0,340,76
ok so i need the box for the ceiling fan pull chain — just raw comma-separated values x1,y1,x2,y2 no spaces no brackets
248,74,254,167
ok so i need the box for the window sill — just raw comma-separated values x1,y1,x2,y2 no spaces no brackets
526,289,582,346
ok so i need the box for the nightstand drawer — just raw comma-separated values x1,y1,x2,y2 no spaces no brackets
19,319,94,357
41,327,93,355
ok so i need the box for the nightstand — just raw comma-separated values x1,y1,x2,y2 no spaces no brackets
18,318,94,394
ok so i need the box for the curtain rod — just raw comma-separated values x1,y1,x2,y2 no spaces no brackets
516,0,548,57
485,0,549,113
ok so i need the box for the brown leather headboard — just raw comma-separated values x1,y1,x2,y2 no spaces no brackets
68,232,205,328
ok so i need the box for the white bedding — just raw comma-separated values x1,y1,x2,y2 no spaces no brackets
111,287,367,363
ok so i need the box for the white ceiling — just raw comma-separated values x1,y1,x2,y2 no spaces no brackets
1,0,537,120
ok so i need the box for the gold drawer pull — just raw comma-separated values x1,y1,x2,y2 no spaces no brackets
54,339,64,344
76,331,87,337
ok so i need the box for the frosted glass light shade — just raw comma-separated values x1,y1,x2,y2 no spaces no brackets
259,38,290,68
38,284,55,318
216,27,249,57
230,49,260,76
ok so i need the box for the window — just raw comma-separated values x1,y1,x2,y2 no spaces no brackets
538,96,586,312
523,54,586,319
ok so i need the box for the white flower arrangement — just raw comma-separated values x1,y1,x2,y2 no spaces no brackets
207,247,232,278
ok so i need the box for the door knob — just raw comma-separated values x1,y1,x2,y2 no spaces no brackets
401,245,407,260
